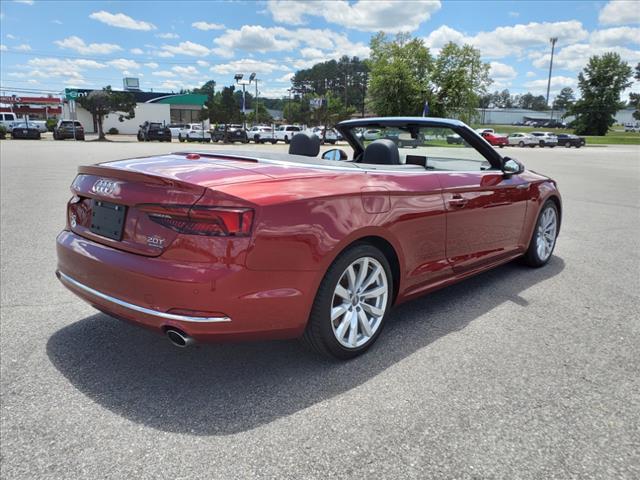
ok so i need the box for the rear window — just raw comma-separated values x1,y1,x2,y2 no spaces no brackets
150,123,163,128
61,121,82,127
287,126,300,131
168,124,184,128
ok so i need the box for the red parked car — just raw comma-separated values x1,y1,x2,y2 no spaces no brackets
56,117,561,359
480,131,509,148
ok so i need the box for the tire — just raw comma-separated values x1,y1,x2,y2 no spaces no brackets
302,244,393,359
529,144,536,148
518,141,525,147
564,142,571,148
137,133,144,142
284,135,289,144
549,145,555,148
271,140,277,144
522,200,559,268
499,145,504,148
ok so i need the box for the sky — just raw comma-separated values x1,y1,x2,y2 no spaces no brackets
0,0,639,100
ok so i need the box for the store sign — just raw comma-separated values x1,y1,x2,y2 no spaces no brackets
0,95,22,103
65,89,87,101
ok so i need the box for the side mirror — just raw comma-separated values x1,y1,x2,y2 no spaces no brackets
322,148,348,161
502,157,525,176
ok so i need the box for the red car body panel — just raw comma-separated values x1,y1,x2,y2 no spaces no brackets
481,132,509,147
57,124,561,344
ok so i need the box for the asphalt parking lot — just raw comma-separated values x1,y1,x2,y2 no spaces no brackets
1,139,639,479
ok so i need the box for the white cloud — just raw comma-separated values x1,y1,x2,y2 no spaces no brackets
14,43,31,51
6,34,17,40
144,62,159,68
508,11,519,18
156,32,179,39
276,72,294,82
210,58,288,75
108,58,140,70
490,61,517,80
55,36,122,55
590,26,640,46
196,60,209,67
423,25,468,50
162,41,210,57
214,25,294,53
599,1,640,26
52,19,63,25
156,51,174,58
172,65,199,75
89,11,156,31
524,75,576,95
14,0,34,4
152,70,176,78
526,71,537,78
266,0,441,33
22,57,108,84
192,21,225,31
213,25,368,61
130,48,144,54
530,43,640,71
0,44,8,51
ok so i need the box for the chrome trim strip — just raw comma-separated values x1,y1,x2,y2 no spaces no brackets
57,271,232,323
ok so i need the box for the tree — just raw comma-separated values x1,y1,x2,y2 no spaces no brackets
567,52,632,135
246,102,274,124
518,92,549,111
78,86,136,140
553,87,575,111
629,63,640,121
367,33,433,116
430,42,492,123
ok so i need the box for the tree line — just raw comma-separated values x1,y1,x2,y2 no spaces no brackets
77,33,638,139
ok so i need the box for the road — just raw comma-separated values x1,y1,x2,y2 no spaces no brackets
1,139,639,479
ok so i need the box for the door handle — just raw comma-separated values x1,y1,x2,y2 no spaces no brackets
449,194,468,208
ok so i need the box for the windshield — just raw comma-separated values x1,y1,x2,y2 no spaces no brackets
344,124,493,171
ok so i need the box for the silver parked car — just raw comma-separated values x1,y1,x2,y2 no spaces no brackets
508,132,538,147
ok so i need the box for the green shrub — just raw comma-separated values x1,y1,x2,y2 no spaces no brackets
107,127,119,135
46,118,57,132
0,125,6,139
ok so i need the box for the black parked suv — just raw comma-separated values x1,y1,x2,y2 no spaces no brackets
53,120,85,140
212,124,248,143
556,133,586,148
138,121,171,142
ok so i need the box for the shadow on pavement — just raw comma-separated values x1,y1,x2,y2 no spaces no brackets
47,257,564,436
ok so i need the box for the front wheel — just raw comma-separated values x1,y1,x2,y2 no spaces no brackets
518,141,525,148
302,244,393,359
522,200,559,267
564,142,571,148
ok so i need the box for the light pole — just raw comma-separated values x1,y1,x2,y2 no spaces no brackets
546,37,558,112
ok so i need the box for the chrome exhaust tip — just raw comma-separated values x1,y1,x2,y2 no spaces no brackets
165,329,195,348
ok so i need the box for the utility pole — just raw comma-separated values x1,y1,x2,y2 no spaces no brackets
546,37,558,112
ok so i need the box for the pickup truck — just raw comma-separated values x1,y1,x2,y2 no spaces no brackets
177,123,211,143
1,113,47,133
273,125,302,144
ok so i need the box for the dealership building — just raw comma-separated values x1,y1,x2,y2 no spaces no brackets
62,87,208,134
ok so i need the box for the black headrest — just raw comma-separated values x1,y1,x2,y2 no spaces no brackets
362,139,400,165
289,132,320,157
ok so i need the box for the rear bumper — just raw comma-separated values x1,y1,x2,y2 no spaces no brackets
56,230,317,342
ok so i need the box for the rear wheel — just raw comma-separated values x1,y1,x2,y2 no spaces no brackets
565,141,571,148
522,200,559,267
302,244,393,359
518,141,525,147
137,133,144,142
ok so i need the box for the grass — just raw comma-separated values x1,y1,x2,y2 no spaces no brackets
472,124,640,145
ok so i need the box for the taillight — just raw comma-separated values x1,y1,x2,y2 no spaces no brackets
139,204,254,237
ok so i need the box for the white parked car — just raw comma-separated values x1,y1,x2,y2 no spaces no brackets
0,112,19,130
307,126,339,144
355,128,383,141
247,125,275,143
177,123,211,143
273,125,302,144
167,123,186,139
624,123,639,132
530,131,558,147
507,132,539,147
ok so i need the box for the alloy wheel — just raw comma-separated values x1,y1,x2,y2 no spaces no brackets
536,207,557,261
330,257,388,349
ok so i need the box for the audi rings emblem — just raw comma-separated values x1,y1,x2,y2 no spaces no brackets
92,179,119,196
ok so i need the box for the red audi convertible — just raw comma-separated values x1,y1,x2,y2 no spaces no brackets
56,117,561,359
